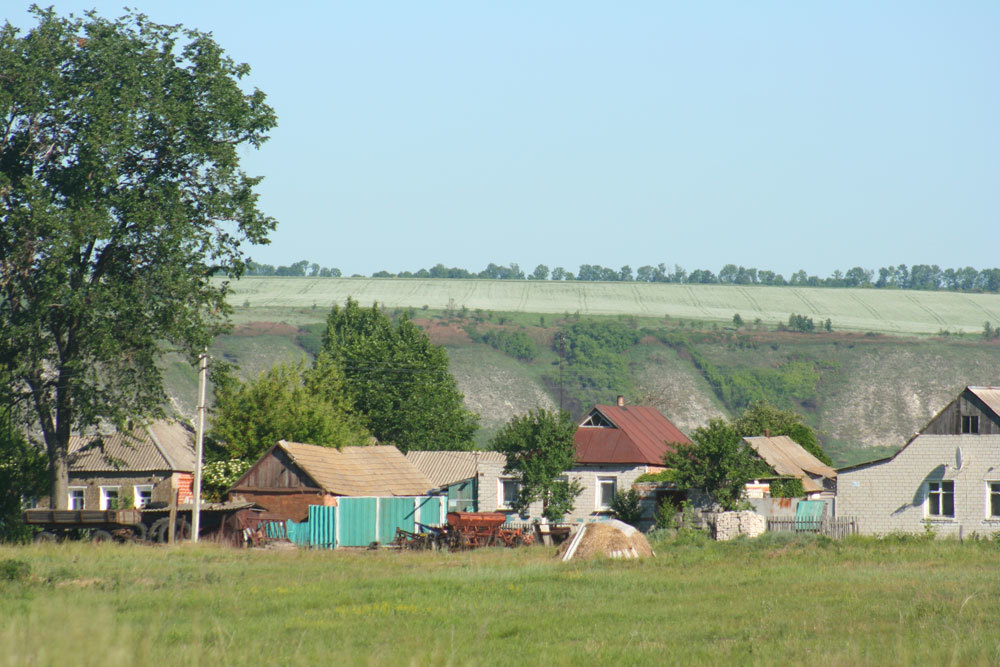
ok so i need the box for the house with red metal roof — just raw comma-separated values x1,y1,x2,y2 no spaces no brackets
554,397,692,526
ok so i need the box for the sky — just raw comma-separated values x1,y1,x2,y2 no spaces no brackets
7,2,1000,278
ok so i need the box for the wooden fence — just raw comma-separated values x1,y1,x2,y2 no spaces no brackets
767,516,858,539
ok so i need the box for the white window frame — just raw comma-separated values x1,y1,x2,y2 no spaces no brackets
597,476,617,510
498,478,519,510
133,484,154,509
68,487,86,510
99,485,121,511
925,480,954,519
987,481,1000,519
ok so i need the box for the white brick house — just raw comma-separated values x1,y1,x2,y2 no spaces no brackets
837,387,1000,536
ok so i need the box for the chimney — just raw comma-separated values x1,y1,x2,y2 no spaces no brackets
617,395,625,407
765,428,770,437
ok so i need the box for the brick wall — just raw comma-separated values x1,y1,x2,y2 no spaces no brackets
228,490,326,522
837,434,1000,536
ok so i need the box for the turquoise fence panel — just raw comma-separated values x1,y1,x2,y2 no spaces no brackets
286,520,310,546
794,500,826,531
308,506,337,549
447,480,476,513
378,497,417,544
418,496,444,528
338,497,378,546
262,520,286,539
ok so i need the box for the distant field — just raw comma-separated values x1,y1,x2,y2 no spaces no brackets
4,536,1000,664
222,277,1000,335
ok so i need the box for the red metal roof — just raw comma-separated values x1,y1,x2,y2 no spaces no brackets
574,404,692,465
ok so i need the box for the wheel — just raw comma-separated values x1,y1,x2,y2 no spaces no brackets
34,531,58,543
130,522,148,542
90,529,113,543
150,517,171,543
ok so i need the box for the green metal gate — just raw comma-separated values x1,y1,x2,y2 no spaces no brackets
307,496,445,549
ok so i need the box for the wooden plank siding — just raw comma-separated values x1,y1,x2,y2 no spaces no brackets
921,390,1000,436
233,446,319,491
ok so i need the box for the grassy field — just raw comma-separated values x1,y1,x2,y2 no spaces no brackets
3,535,1000,665
221,277,1000,335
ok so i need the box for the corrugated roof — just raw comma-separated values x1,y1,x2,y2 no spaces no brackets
68,421,195,473
968,386,1000,418
575,404,692,465
278,442,434,496
743,435,837,494
405,450,506,487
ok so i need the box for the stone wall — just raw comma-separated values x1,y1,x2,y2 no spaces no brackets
713,511,767,541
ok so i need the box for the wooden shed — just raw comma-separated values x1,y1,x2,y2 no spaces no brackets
227,441,434,522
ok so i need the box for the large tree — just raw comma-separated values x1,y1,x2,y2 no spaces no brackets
209,359,371,462
491,409,582,522
0,9,276,507
319,299,478,452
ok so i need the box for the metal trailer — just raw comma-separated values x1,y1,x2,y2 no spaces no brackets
25,502,264,545
392,511,535,550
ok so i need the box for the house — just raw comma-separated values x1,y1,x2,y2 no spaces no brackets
836,387,1000,536
561,397,692,526
228,441,434,521
742,435,837,500
54,420,196,510
404,450,507,513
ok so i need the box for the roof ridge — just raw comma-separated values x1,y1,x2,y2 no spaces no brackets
145,422,176,470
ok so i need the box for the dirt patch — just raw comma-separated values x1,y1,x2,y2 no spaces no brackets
231,321,299,337
411,319,473,345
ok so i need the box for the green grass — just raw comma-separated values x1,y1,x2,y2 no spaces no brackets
4,536,1000,664
221,277,1000,336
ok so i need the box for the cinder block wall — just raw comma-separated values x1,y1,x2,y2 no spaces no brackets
837,435,1000,536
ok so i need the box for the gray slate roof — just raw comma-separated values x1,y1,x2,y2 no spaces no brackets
405,450,507,487
68,421,196,473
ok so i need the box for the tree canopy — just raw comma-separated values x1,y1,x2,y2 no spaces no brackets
0,8,276,506
491,409,582,522
664,403,830,509
319,299,478,452
209,359,371,463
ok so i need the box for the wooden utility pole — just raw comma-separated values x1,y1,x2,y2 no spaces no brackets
192,350,208,543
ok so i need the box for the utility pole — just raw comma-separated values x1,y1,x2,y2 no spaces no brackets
192,349,208,543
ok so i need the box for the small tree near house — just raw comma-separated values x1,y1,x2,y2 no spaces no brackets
491,409,582,522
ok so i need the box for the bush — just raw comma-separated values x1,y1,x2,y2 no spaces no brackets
0,559,30,582
610,489,643,527
481,329,537,361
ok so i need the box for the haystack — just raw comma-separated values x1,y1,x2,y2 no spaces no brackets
556,520,654,561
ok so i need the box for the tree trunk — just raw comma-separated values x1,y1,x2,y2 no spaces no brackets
49,444,69,510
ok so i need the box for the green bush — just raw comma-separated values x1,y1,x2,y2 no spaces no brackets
480,329,537,361
0,559,30,582
610,489,643,527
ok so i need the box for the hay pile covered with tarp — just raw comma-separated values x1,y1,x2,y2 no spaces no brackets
556,520,654,561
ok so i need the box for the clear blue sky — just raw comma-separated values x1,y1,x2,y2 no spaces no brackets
9,2,1000,277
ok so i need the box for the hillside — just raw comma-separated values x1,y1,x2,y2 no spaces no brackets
162,279,1000,466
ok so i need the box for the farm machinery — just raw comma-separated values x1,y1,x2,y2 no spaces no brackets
392,511,535,550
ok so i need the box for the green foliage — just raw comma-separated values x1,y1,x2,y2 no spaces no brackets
201,459,252,501
653,497,679,530
0,425,47,543
732,401,832,466
732,313,744,328
0,8,276,507
210,360,370,462
547,321,641,414
491,409,582,522
610,488,643,527
467,327,538,361
0,558,30,582
663,419,772,510
320,299,478,452
659,333,821,412
785,314,816,332
634,470,677,483
768,477,806,498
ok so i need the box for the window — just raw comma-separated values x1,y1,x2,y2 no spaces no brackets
133,485,154,509
597,477,617,510
926,480,954,518
962,415,980,434
989,482,1000,518
68,487,86,510
99,486,120,510
499,479,519,509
